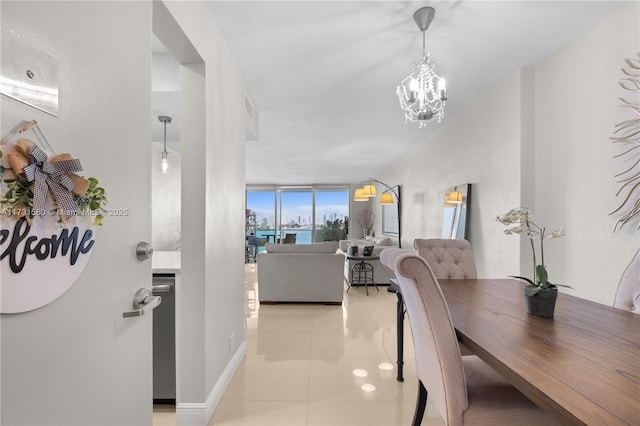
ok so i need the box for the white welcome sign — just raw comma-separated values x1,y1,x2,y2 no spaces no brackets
1,121,102,314
1,215,96,313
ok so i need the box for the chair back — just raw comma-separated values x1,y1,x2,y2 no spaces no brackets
414,238,477,279
614,249,640,313
381,249,468,425
283,233,297,244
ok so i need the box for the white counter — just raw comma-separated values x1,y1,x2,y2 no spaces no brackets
152,251,181,274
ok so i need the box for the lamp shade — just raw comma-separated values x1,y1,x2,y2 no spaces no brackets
445,190,463,204
354,188,368,201
363,184,377,197
380,193,394,204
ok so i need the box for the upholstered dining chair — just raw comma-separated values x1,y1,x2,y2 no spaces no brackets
390,239,478,380
381,249,560,426
416,239,478,357
614,249,640,313
413,238,477,279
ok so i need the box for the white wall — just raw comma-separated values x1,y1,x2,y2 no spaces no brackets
534,2,639,303
379,2,639,305
159,2,247,424
179,59,208,409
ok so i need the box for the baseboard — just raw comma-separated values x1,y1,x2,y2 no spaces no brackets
175,341,246,425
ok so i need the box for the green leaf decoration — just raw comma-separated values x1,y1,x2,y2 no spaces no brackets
536,265,548,287
509,275,535,286
524,285,541,297
548,281,573,289
2,172,108,226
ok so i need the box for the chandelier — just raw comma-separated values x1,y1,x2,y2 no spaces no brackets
396,7,447,127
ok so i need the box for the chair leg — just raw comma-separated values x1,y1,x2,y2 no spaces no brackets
396,290,404,381
412,380,428,426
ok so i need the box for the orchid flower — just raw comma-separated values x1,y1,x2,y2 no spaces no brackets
497,208,570,296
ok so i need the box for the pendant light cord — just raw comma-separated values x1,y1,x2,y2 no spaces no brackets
163,121,168,154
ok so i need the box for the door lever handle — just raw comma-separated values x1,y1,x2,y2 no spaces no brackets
152,284,171,293
123,288,162,318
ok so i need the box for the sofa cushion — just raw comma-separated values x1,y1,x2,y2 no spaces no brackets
339,239,353,252
339,237,397,252
264,241,339,254
373,237,393,246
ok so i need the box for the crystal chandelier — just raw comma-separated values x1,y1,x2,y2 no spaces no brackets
396,7,447,127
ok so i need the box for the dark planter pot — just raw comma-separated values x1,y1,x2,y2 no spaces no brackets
524,287,558,318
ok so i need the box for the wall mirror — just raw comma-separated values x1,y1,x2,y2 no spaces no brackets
382,203,399,235
382,186,400,236
441,183,471,240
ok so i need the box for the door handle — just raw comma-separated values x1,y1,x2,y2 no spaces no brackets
152,284,171,293
123,288,162,318
136,241,154,261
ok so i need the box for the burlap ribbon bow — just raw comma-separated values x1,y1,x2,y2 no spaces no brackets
7,139,90,220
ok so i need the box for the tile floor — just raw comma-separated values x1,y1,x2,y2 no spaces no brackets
154,263,446,426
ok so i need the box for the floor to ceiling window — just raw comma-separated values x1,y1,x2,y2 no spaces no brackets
314,188,349,241
279,190,313,243
246,186,349,248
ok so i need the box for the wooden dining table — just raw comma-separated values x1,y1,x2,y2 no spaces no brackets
438,278,640,426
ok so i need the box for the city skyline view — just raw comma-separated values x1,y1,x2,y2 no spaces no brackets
247,189,349,228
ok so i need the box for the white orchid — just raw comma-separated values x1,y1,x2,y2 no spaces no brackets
497,208,569,296
546,228,565,239
503,226,525,235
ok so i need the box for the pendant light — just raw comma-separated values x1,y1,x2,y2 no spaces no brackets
158,115,172,174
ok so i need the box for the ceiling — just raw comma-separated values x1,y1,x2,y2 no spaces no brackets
152,1,628,184
152,36,181,153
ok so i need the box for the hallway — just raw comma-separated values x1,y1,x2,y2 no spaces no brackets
153,263,445,425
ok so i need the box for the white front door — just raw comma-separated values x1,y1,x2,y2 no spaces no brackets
1,1,154,424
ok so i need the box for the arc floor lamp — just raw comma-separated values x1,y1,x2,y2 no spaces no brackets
354,179,402,248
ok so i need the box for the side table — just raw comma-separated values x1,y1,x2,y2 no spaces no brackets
346,255,380,296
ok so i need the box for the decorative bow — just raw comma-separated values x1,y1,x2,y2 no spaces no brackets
6,139,89,221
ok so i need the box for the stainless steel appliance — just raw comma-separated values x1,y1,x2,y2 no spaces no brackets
152,274,175,403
